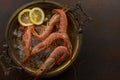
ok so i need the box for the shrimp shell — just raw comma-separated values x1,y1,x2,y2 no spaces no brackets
35,46,69,76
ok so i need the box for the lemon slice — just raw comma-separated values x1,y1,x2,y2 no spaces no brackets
18,9,33,26
30,7,45,25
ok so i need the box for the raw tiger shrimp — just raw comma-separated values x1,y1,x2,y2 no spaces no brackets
35,46,69,77
31,32,72,57
31,12,60,41
22,26,33,62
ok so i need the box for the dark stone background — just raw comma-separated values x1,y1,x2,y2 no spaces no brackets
0,0,120,80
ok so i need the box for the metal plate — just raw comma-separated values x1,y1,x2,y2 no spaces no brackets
5,0,82,78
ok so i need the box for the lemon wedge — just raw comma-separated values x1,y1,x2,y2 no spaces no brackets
18,9,33,26
30,7,45,25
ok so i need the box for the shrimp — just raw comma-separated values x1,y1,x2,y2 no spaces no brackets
22,26,33,62
48,14,60,26
52,9,68,33
31,32,69,55
35,46,69,77
31,13,60,41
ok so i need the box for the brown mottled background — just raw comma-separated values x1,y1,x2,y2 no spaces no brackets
0,0,120,80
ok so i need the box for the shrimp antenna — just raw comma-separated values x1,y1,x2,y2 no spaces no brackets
63,7,71,12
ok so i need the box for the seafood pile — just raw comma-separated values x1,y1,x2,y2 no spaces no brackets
18,8,72,76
